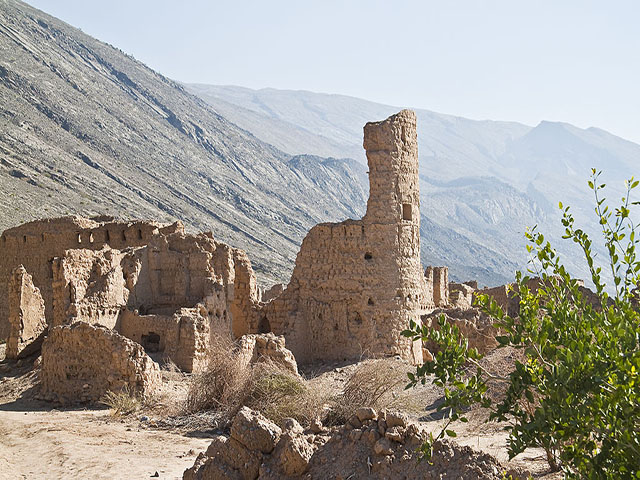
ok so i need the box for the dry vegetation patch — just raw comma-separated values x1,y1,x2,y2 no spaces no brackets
100,387,140,416
184,336,327,428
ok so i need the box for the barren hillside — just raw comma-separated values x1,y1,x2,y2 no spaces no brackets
0,0,367,285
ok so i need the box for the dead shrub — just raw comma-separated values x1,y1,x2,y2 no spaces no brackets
184,336,325,427
100,386,140,416
246,362,326,426
184,335,249,418
326,358,406,425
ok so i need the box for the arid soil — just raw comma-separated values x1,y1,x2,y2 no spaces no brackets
0,344,560,479
0,344,209,480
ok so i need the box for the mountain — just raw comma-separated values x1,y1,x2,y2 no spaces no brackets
0,0,368,285
3,0,637,289
186,85,640,286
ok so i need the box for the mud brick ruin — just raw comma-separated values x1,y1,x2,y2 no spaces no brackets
0,110,527,403
40,322,162,404
6,265,46,359
231,110,430,364
0,216,257,375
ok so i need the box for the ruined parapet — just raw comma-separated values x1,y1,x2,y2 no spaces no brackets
6,266,47,359
119,306,210,373
246,111,427,364
40,322,161,404
261,284,284,303
449,282,475,310
238,333,299,375
0,216,182,341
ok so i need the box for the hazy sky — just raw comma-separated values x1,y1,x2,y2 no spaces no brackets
27,0,640,143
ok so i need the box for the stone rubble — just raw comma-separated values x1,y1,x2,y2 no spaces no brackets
184,406,507,480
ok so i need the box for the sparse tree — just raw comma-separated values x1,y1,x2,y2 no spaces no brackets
403,170,640,478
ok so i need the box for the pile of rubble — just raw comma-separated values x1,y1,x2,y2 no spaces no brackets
184,406,507,480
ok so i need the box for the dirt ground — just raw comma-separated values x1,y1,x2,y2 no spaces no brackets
0,343,560,479
0,344,211,480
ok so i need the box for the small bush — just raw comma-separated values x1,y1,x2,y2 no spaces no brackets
184,335,249,418
100,387,140,416
327,359,405,425
184,336,324,427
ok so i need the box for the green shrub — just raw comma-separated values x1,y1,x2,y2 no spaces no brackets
403,170,640,478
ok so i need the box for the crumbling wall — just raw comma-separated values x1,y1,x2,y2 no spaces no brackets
119,306,210,372
236,111,427,364
230,249,260,339
261,284,284,303
6,265,46,359
449,282,475,309
43,229,240,372
425,266,449,307
475,284,518,316
422,307,499,354
52,247,129,329
40,322,161,404
237,333,299,375
0,216,182,340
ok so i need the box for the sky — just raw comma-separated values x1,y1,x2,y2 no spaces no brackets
27,0,640,143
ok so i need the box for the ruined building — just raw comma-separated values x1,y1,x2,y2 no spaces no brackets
232,110,429,364
0,216,180,341
0,216,257,372
2,110,448,392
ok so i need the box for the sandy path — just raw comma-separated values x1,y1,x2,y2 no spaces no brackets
0,408,211,480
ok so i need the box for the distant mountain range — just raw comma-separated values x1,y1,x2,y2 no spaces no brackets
186,85,640,286
1,0,638,288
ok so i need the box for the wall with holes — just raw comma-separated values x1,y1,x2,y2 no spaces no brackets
0,215,182,340
241,110,429,364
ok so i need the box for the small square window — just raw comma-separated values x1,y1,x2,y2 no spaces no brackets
402,204,412,221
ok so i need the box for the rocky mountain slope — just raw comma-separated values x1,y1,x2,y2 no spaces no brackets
187,85,640,285
0,0,368,285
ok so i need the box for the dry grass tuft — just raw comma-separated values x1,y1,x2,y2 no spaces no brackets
248,362,327,426
184,336,326,427
184,335,250,419
326,358,407,425
100,386,140,416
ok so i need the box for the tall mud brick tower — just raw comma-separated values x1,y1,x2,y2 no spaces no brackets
248,110,427,364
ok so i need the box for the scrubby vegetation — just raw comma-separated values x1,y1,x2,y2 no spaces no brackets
185,336,325,427
404,171,640,478
325,358,406,425
100,387,140,416
184,336,413,430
